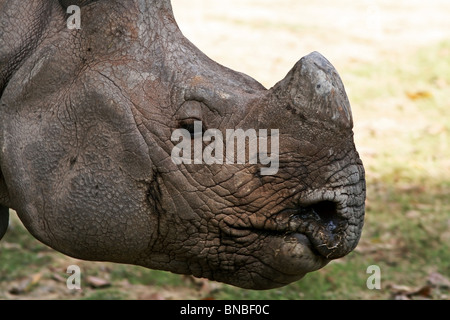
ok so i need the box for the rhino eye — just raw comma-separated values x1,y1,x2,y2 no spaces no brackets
179,118,204,139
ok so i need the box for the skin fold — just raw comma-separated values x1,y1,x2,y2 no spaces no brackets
0,0,365,289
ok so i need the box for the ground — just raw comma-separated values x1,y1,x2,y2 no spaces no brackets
0,0,449,300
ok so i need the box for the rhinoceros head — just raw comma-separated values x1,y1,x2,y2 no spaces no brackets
0,0,365,289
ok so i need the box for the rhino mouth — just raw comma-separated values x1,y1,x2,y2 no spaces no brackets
220,189,363,262
278,200,346,259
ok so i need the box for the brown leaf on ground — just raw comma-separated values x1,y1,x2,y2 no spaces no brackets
428,272,450,289
389,272,450,300
51,273,67,283
389,284,433,300
86,276,111,289
406,90,433,100
8,273,43,295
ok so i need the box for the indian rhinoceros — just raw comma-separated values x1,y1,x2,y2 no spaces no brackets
0,0,365,289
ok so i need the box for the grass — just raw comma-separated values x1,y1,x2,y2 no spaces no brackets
0,40,449,300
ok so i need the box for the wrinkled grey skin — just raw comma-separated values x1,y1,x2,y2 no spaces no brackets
0,0,365,289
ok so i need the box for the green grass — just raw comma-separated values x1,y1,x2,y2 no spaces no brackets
0,220,54,281
0,41,449,300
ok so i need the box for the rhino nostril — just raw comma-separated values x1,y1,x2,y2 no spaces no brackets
309,201,338,230
293,200,340,233
289,200,346,259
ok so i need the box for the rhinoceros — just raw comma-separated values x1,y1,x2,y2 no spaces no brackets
0,0,365,289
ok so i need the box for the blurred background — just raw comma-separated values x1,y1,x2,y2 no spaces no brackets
1,0,449,299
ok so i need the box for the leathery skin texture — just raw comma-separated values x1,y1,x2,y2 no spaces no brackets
0,0,365,289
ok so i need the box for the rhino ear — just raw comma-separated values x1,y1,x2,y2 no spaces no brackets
0,206,9,241
59,0,99,9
